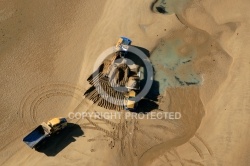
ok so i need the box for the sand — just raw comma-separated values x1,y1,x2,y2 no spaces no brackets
0,0,249,166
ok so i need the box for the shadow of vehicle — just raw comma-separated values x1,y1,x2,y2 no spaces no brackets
126,45,150,65
131,45,150,57
35,123,84,156
130,98,159,114
144,80,160,101
125,45,160,113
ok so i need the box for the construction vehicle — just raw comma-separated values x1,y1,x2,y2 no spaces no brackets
124,90,138,111
126,64,141,90
105,37,132,77
126,76,140,90
23,117,67,149
111,37,132,77
115,37,132,51
87,37,141,111
124,74,140,111
115,37,141,111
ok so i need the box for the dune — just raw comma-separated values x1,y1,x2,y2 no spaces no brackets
0,0,249,166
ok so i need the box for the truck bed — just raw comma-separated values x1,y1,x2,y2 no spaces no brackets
23,125,50,148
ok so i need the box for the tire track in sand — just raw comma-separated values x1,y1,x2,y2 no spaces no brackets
19,83,84,129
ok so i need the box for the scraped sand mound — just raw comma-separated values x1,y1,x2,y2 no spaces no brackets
0,0,249,166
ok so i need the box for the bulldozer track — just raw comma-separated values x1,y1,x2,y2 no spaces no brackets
79,100,122,141
84,116,117,139
85,56,128,111
78,108,137,154
92,112,119,128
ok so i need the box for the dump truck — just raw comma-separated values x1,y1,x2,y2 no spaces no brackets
23,117,67,149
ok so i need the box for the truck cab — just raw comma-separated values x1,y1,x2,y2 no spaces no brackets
47,117,67,133
116,37,132,52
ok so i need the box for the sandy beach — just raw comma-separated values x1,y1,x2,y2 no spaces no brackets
0,0,249,165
